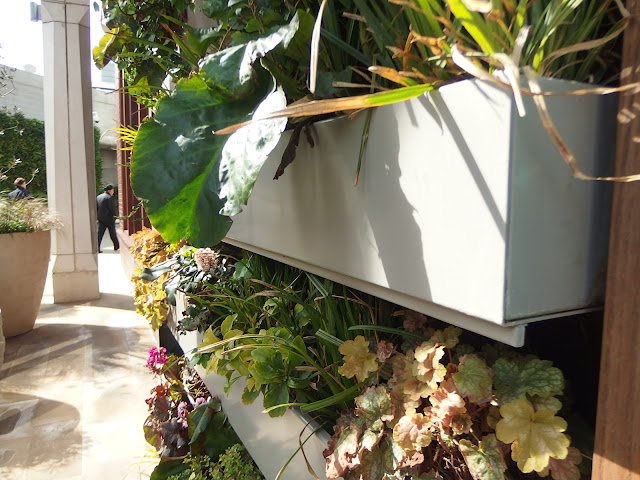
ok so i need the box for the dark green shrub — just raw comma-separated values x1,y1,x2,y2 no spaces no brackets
0,110,103,195
94,126,103,194
0,111,46,193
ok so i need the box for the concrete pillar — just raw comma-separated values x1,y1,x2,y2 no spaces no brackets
42,0,99,302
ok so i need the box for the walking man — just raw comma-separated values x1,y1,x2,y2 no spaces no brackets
96,184,120,253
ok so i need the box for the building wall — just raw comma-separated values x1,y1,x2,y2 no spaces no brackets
0,65,118,186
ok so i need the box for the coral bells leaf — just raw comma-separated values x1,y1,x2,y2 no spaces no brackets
539,446,582,480
493,358,564,404
338,336,379,382
324,420,363,478
413,344,447,390
377,340,395,363
355,386,395,429
392,409,433,451
459,434,506,480
357,447,386,480
496,398,570,473
429,379,470,433
426,326,462,349
452,354,493,403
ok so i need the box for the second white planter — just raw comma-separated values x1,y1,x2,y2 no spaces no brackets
225,78,616,346
166,302,331,480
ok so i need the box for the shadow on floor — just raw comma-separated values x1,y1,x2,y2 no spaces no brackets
0,392,84,469
0,322,143,381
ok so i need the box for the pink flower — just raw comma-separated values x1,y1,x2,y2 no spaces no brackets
146,346,169,374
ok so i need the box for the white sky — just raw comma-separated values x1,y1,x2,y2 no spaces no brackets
0,0,111,84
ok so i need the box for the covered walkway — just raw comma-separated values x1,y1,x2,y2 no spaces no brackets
0,249,157,479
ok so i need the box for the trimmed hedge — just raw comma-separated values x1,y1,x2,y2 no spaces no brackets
0,110,103,194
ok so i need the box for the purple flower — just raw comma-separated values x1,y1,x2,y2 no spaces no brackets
193,396,210,409
146,346,169,374
177,401,189,418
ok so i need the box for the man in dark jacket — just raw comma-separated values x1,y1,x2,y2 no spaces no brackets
96,184,120,253
8,177,31,200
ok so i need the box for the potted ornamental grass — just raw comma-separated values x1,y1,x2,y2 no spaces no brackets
0,191,59,337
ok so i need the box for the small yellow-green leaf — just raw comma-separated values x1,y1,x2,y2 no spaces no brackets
338,336,378,382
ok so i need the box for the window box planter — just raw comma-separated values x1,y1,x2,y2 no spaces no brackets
224,78,616,346
165,298,331,480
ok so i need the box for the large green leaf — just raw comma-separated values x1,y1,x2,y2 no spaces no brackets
218,86,286,215
131,18,299,247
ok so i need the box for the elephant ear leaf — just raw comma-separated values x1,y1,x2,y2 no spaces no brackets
131,15,299,247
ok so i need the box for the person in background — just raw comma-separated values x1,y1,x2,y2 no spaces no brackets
8,177,31,200
96,184,120,253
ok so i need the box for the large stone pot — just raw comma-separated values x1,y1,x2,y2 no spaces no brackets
0,230,51,337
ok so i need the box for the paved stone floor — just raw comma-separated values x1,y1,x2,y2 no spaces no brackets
0,246,158,479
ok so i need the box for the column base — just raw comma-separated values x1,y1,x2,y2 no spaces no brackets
52,271,100,303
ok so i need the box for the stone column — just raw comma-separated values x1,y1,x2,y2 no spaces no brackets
42,0,99,302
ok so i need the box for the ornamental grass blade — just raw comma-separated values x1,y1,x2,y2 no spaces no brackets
214,84,434,135
523,67,640,183
447,0,499,54
309,0,328,94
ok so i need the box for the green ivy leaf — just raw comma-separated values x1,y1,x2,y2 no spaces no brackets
493,358,564,404
452,355,493,403
458,434,506,480
250,347,285,384
241,385,261,405
263,382,289,417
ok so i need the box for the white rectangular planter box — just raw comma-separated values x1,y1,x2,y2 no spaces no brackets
166,304,330,480
225,78,615,346
196,371,331,480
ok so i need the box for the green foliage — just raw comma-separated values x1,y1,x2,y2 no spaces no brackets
94,126,103,194
167,444,264,480
210,444,264,480
95,0,197,105
0,111,46,193
107,0,625,249
140,241,588,480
